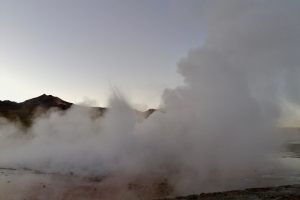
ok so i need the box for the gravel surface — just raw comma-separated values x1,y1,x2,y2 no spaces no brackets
156,184,300,200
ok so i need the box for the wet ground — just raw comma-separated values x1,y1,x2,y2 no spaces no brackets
156,184,300,200
1,130,300,200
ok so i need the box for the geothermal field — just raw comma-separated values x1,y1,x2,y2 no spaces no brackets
1,0,300,199
0,96,300,200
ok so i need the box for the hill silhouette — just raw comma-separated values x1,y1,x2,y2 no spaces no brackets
21,94,73,109
0,94,155,127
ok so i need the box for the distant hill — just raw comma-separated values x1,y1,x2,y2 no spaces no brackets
0,94,155,127
21,94,73,110
0,94,68,109
0,94,72,127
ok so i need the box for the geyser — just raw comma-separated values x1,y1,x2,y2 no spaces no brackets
0,0,299,198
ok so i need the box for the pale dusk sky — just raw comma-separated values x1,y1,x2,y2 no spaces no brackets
1,0,206,108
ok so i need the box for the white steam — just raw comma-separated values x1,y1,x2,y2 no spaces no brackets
0,0,299,196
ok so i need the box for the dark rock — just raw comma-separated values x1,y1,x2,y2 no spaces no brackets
20,94,73,110
0,100,21,109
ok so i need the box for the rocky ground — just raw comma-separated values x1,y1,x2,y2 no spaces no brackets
1,166,300,200
156,184,300,200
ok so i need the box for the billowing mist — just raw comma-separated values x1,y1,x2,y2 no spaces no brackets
0,0,299,197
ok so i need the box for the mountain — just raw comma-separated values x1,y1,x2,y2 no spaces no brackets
0,94,156,127
21,94,73,110
0,100,20,109
0,94,73,110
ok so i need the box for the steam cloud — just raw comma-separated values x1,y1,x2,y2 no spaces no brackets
0,0,299,196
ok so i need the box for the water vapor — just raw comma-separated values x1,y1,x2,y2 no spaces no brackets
0,0,299,198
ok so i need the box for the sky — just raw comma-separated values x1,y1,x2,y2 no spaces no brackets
0,0,300,127
0,0,206,108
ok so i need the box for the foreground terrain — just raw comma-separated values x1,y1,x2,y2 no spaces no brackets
157,185,300,200
1,164,299,200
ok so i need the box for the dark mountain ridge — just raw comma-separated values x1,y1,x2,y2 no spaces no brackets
21,94,73,110
0,94,155,127
0,94,73,110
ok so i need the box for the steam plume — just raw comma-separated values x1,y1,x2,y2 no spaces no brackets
0,0,299,197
